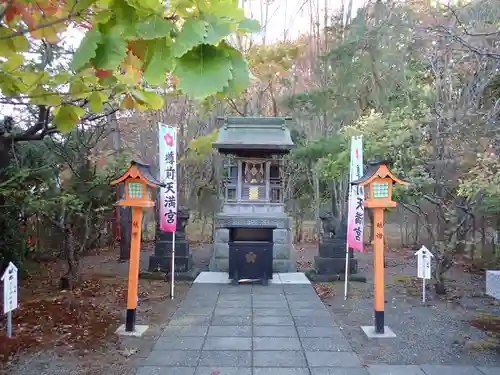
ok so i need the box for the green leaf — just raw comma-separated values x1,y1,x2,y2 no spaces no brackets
97,0,114,7
0,29,29,58
69,80,92,99
172,19,207,57
143,38,174,85
30,89,63,106
131,89,164,109
2,54,24,71
88,91,107,112
0,73,22,96
137,16,175,39
94,10,114,24
203,15,237,45
202,0,246,21
74,0,99,11
72,28,102,72
52,71,71,85
124,0,162,12
53,104,86,133
223,45,250,96
93,33,127,70
174,44,233,99
238,18,261,33
142,91,164,109
10,35,30,53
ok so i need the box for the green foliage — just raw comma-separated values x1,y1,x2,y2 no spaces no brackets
248,41,303,80
0,0,259,133
0,126,128,271
182,128,219,163
458,151,500,216
174,44,234,100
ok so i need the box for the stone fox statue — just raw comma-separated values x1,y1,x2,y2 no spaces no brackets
320,212,347,239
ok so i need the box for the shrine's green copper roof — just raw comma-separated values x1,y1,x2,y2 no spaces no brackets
213,116,295,152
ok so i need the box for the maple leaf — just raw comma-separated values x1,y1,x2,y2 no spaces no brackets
121,94,135,109
95,69,113,79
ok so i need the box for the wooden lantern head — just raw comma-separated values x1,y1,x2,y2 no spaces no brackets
111,161,164,208
351,160,408,209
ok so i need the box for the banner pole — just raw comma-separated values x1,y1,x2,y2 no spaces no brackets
170,232,176,299
344,240,350,300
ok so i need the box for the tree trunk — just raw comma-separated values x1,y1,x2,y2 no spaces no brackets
312,168,321,241
0,138,15,269
60,229,79,290
434,263,447,295
434,252,452,295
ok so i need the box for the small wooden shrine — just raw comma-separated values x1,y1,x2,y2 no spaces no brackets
210,116,295,284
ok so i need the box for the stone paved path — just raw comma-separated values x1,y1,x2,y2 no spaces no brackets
137,282,500,375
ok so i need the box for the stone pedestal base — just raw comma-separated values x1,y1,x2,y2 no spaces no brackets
315,237,358,275
210,214,296,273
318,241,353,258
148,238,191,273
148,253,193,273
314,256,358,274
209,257,294,273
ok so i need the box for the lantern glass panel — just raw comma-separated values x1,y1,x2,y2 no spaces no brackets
128,182,143,198
372,182,389,199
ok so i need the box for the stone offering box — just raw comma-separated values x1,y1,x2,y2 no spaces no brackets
209,116,296,284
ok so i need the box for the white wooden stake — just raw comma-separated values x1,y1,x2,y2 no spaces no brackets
422,278,426,303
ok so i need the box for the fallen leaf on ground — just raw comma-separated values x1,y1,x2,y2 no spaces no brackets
314,283,335,299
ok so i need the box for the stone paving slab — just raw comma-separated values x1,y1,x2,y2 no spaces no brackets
420,365,485,375
311,369,370,375
478,367,500,375
366,364,425,375
137,282,500,375
195,367,252,375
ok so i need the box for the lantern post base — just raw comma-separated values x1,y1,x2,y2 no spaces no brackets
125,308,136,332
115,323,149,337
374,310,384,333
361,325,397,338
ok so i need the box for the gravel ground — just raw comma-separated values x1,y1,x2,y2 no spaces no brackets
6,241,500,374
298,244,500,366
2,247,193,375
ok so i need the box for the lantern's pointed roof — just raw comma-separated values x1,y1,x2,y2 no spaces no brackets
351,160,409,186
213,116,295,153
111,160,165,187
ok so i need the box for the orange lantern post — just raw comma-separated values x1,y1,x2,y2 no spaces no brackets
351,160,408,336
111,161,164,333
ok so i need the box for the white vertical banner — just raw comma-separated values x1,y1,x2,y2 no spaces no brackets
158,124,178,233
158,123,178,299
346,136,364,252
344,136,364,300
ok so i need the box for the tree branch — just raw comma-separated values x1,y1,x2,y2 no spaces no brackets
225,98,245,116
0,12,79,41
446,4,500,38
